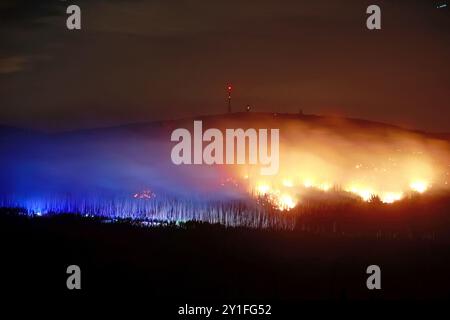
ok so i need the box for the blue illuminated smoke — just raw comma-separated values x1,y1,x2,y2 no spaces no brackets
0,124,294,228
2,125,217,192
0,123,239,198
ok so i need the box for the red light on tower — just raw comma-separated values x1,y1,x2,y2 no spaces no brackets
227,84,232,113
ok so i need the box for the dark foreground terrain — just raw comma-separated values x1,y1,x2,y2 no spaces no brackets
2,206,450,305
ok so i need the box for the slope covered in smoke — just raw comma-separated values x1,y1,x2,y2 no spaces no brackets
0,112,449,205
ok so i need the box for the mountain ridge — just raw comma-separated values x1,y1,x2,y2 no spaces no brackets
1,112,449,141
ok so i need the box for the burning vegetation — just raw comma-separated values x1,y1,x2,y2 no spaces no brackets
1,113,449,227
216,113,450,211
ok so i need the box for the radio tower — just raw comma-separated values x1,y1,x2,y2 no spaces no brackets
227,84,232,113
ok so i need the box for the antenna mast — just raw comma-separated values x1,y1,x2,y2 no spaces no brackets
227,84,232,113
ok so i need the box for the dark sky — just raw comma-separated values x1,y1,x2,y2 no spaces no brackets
0,0,449,132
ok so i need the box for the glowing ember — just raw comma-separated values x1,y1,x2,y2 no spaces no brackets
347,186,374,202
256,184,270,195
279,194,296,211
410,181,428,193
303,179,314,188
133,190,156,199
380,192,403,204
255,183,298,211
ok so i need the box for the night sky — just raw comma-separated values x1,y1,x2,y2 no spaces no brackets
0,0,448,132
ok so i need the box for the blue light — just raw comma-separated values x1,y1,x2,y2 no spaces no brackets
0,195,293,229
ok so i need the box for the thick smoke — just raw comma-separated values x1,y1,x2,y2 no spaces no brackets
1,113,449,209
